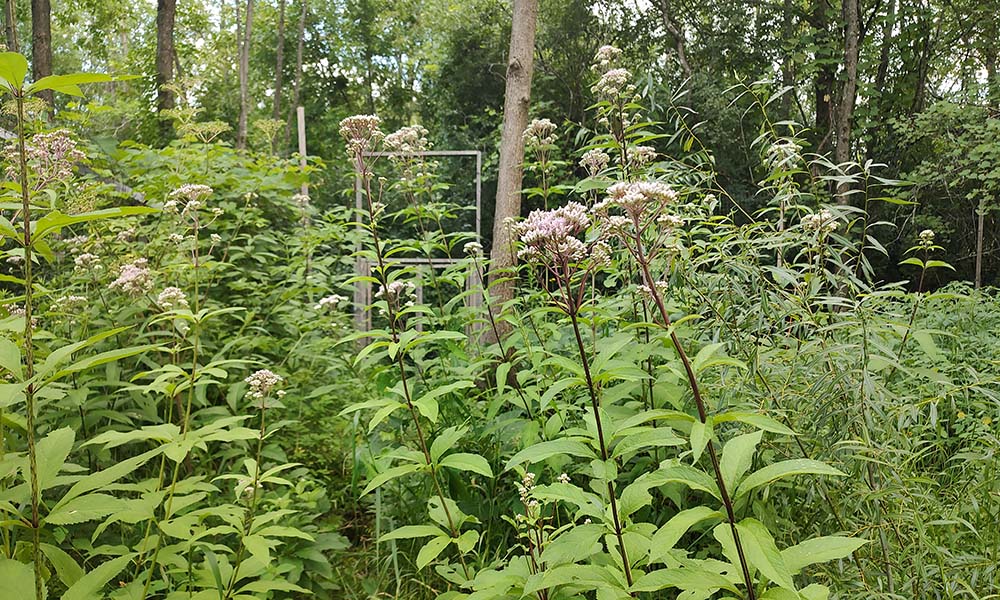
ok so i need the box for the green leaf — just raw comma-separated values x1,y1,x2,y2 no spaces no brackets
378,525,447,542
0,338,22,380
539,524,605,566
504,439,596,471
648,506,723,563
736,459,844,498
647,465,720,500
33,207,158,240
36,427,75,491
782,536,868,574
413,380,474,423
0,52,28,90
51,344,161,382
0,557,35,599
736,518,795,590
41,543,84,589
54,447,161,510
689,416,713,463
456,529,479,553
439,453,493,477
714,412,795,436
430,426,466,462
27,73,128,96
415,535,451,569
720,430,762,491
630,567,737,593
46,493,124,525
361,463,423,496
611,428,685,459
61,554,135,600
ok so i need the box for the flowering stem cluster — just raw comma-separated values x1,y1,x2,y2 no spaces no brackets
598,181,759,599
341,115,470,578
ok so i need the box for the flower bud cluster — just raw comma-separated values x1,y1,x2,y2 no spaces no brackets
314,294,347,311
245,369,283,399
523,118,557,148
580,148,610,176
339,115,383,156
802,209,838,235
157,286,189,310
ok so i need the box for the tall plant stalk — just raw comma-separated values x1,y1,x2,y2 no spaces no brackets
350,135,470,578
15,87,45,600
628,230,757,599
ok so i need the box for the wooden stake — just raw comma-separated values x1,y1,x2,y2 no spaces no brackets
297,105,308,196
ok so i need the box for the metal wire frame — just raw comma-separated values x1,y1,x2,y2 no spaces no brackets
353,150,483,332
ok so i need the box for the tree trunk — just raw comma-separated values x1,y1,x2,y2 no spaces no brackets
4,0,17,52
812,0,835,156
237,0,255,150
155,0,177,138
873,0,896,97
487,0,538,341
657,0,692,78
834,0,860,202
30,0,52,105
272,0,286,122
284,0,307,150
780,0,795,121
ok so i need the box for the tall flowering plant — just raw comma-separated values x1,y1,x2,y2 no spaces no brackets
343,45,868,600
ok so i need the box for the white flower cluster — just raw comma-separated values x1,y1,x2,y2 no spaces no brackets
595,181,679,223
630,145,658,167
517,472,537,508
169,184,213,202
157,286,189,310
53,295,87,310
116,227,137,243
245,369,283,399
463,241,483,256
109,258,153,295
918,229,935,248
339,115,383,155
292,193,311,209
594,45,622,70
74,252,102,273
637,280,670,300
802,209,838,235
375,281,416,309
522,118,557,148
593,67,633,99
314,294,347,311
384,125,430,154
580,148,610,176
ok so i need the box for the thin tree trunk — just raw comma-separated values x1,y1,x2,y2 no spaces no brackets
237,0,255,150
780,0,795,121
284,0,307,150
812,0,835,156
4,0,17,52
487,0,538,342
658,0,692,78
155,0,177,139
30,0,53,105
834,0,860,202
873,0,896,97
272,0,287,122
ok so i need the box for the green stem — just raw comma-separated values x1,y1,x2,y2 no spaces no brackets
567,309,634,590
15,92,44,600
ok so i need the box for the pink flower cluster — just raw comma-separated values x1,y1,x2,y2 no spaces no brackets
109,258,153,295
514,202,591,261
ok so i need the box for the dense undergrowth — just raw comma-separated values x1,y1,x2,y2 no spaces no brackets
0,46,997,600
